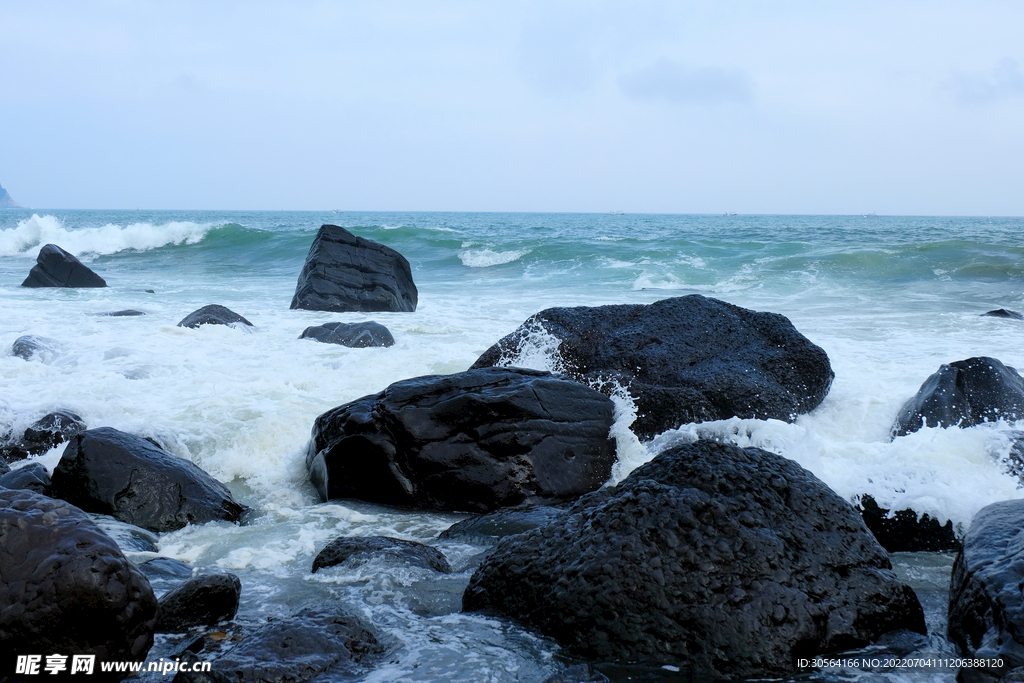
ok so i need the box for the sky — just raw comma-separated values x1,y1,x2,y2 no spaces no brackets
1,1,1023,214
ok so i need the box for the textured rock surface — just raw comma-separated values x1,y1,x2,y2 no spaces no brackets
299,321,395,348
438,504,565,544
858,494,960,552
156,574,241,633
0,489,157,679
471,295,834,439
21,243,107,287
948,499,1024,681
463,440,925,679
177,304,253,329
290,224,417,313
312,536,451,573
892,357,1024,437
51,427,246,532
306,367,617,512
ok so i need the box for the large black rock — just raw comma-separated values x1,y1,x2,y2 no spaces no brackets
312,536,451,573
0,489,157,680
471,295,834,440
306,367,617,513
462,440,926,679
177,305,254,329
299,321,395,348
51,427,246,533
155,574,241,634
290,224,417,313
948,499,1024,682
21,243,107,288
891,357,1024,437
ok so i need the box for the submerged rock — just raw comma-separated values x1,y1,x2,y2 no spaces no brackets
312,536,451,573
463,440,926,679
892,357,1024,437
471,295,834,440
156,574,241,633
299,321,395,348
10,334,59,362
51,427,246,532
177,304,254,329
0,489,157,678
97,309,146,317
858,494,959,552
982,309,1024,320
290,224,418,313
306,366,617,513
21,243,107,288
0,409,87,462
438,504,565,544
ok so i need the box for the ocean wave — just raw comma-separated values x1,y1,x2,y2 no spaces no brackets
0,214,222,258
458,248,532,268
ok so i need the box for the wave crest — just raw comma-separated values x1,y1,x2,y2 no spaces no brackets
458,247,531,268
0,214,219,258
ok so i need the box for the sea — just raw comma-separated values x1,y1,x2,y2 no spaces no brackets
2,209,1023,682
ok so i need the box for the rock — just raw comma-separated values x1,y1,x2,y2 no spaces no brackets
97,310,146,317
299,321,395,348
306,366,617,513
156,574,241,633
0,409,87,462
137,557,195,579
10,334,59,362
983,309,1024,320
177,304,253,329
857,494,959,552
542,664,610,683
0,462,53,496
0,458,8,476
90,515,160,553
290,224,417,313
462,440,926,679
892,357,1024,438
21,243,107,288
206,607,386,683
312,536,451,573
0,489,157,678
51,427,246,533
948,499,1024,681
471,295,834,440
438,504,565,544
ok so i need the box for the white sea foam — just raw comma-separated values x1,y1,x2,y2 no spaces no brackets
0,214,216,258
458,248,531,268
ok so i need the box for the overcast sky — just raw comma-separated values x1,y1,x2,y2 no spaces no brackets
2,1,1023,214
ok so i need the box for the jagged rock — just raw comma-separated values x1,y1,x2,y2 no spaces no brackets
306,367,617,513
892,357,1024,437
0,462,53,496
0,489,157,678
177,305,253,329
948,499,1024,682
10,334,59,362
438,504,565,544
51,427,246,533
858,494,959,552
312,536,451,573
983,309,1024,320
298,321,395,348
471,295,834,440
21,243,107,288
463,440,926,679
0,409,87,462
290,224,417,313
156,574,241,633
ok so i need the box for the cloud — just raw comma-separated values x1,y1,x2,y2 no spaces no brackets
942,58,1024,105
619,58,753,104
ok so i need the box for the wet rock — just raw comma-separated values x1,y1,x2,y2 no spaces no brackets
10,334,59,362
21,243,107,288
306,366,617,513
312,536,451,573
948,499,1024,682
858,494,960,552
90,515,160,553
438,504,565,544
299,321,395,348
51,427,246,533
0,489,157,678
983,309,1024,320
0,462,53,496
0,409,88,462
177,305,253,329
156,574,241,633
137,557,196,579
892,357,1024,438
0,457,8,476
97,310,146,317
471,295,834,440
206,607,386,683
463,440,926,680
290,224,417,313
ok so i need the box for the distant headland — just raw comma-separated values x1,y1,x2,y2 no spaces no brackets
0,182,20,208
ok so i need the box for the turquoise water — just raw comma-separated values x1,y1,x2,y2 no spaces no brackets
2,209,1023,681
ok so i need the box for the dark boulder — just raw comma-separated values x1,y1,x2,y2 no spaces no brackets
299,321,395,348
156,574,241,633
290,224,417,313
858,494,959,552
21,243,107,288
306,366,617,513
312,536,451,573
948,499,1024,681
471,295,834,440
0,409,87,462
51,427,246,532
0,462,53,496
462,440,926,680
983,309,1024,320
438,504,565,544
97,310,146,317
177,305,253,329
204,607,386,683
891,357,1024,438
0,489,157,679
10,334,59,361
